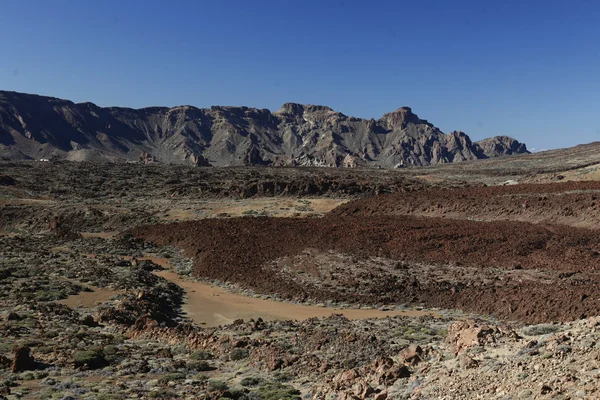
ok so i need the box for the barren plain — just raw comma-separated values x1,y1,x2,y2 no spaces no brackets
3,146,600,399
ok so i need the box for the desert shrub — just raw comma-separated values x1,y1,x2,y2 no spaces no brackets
20,372,35,381
0,341,13,355
193,373,210,382
103,345,119,355
229,348,249,361
149,388,179,398
2,378,19,387
73,349,108,369
187,360,211,371
240,376,261,387
272,372,292,382
190,350,213,360
522,324,561,336
158,373,186,385
468,346,486,355
254,383,300,400
208,380,229,392
556,344,572,354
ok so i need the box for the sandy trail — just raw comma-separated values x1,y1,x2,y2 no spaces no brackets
59,253,436,326
152,263,435,327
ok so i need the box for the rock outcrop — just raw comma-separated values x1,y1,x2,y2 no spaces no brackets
11,347,36,372
475,135,528,157
0,90,529,166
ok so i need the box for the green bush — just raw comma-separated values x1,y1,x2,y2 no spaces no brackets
240,376,261,387
273,372,292,383
103,345,119,356
229,348,249,361
73,350,108,369
158,373,186,385
522,324,561,336
255,383,300,400
208,380,229,392
190,350,213,360
193,373,209,382
149,388,179,398
187,360,211,371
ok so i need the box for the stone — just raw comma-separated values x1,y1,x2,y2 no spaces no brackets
540,385,552,395
459,354,479,369
11,347,36,372
446,320,519,354
6,312,21,321
399,344,423,365
374,391,388,400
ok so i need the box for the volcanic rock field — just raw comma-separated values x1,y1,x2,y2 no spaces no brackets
4,155,600,399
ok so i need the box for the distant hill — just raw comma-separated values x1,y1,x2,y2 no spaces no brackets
0,90,529,166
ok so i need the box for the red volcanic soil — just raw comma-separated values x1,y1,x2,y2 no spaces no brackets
131,215,600,324
331,182,600,229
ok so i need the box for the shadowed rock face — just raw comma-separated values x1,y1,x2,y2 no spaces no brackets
0,91,529,166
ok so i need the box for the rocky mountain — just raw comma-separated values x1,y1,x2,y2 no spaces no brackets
475,135,529,157
0,90,529,167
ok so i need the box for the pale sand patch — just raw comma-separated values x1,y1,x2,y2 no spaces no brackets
206,198,348,218
149,256,436,327
414,175,445,183
0,197,55,205
57,286,121,308
161,209,197,221
553,164,600,182
80,231,119,239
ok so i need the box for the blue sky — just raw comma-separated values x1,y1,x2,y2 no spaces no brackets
1,0,599,150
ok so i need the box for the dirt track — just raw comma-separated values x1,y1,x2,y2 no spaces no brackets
332,181,600,228
131,215,600,324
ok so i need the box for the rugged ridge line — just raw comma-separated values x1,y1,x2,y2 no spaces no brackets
0,90,528,166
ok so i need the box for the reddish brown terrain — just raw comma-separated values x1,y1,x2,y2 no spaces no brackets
332,181,600,228
131,210,600,324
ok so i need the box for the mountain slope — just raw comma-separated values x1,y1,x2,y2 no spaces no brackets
0,91,529,166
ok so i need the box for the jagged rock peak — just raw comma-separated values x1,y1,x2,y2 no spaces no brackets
275,103,335,115
276,103,305,115
448,130,468,137
476,136,529,157
380,106,429,128
0,90,530,166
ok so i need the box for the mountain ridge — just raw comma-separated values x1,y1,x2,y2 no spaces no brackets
0,90,529,166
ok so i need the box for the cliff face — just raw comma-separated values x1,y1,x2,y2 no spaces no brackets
0,91,529,166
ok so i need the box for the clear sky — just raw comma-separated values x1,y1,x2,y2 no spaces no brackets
1,0,599,151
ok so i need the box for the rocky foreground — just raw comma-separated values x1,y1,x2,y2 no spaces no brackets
1,232,600,400
4,161,600,399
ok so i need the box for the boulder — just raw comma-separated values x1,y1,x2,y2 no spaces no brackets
446,320,519,354
399,344,423,365
11,347,36,372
